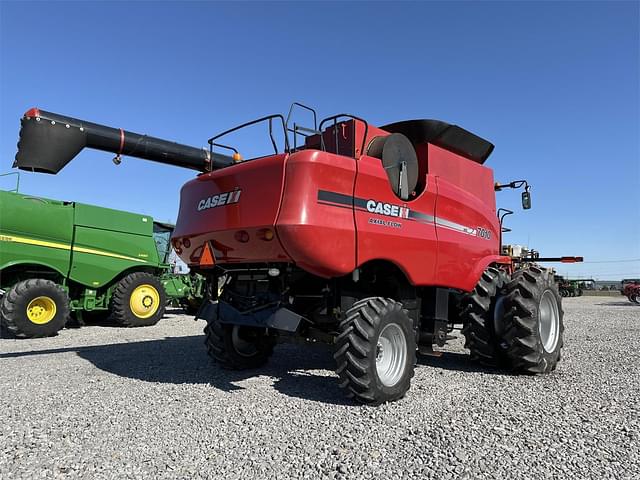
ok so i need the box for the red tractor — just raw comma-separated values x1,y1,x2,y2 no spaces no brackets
14,104,582,404
621,279,640,305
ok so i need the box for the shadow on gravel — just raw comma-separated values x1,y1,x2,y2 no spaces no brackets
595,301,639,307
72,308,190,328
0,337,352,405
417,351,508,375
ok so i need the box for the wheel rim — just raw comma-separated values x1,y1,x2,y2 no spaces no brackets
26,296,57,325
231,326,258,357
539,290,560,353
129,284,160,319
375,323,407,387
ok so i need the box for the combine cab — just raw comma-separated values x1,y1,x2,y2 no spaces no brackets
13,104,582,404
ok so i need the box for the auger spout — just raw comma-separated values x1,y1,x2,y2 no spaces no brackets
14,108,232,174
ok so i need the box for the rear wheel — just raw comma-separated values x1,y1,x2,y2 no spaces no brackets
111,273,167,327
334,297,416,405
460,267,509,367
502,266,563,373
204,320,275,369
0,279,70,338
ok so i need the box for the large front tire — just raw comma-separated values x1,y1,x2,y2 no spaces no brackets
111,272,167,327
334,297,416,405
204,320,275,369
502,266,564,374
0,279,70,338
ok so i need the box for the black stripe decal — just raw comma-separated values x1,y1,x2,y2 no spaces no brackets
318,189,432,222
408,210,435,224
317,189,476,234
317,190,353,207
353,198,368,209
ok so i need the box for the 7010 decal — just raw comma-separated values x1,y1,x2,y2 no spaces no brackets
476,227,491,240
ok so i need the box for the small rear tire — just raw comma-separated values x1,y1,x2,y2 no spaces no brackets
334,297,416,405
204,320,275,369
0,279,70,338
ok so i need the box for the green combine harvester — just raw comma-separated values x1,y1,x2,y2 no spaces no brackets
555,276,584,297
0,185,203,338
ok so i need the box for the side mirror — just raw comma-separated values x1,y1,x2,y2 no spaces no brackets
522,189,532,210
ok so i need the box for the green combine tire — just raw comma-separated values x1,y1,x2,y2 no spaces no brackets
0,279,70,338
111,272,167,327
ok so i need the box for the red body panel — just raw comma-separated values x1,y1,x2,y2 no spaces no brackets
354,156,438,284
172,126,509,292
172,154,290,263
429,145,502,291
276,150,357,277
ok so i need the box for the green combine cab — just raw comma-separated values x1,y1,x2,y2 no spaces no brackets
0,189,202,338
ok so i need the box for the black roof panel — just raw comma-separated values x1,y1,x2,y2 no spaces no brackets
381,119,494,164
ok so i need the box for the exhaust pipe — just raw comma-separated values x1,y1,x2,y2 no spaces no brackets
14,108,232,174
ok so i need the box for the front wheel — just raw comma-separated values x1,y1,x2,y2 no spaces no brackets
111,273,167,327
502,266,564,374
334,297,416,405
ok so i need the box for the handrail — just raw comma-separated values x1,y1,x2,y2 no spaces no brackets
207,114,289,166
286,103,320,151
0,172,20,192
318,114,369,158
286,102,317,131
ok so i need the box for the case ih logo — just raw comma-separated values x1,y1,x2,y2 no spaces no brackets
197,189,242,211
366,200,410,218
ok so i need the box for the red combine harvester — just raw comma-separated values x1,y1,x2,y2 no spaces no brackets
14,104,582,404
621,280,640,305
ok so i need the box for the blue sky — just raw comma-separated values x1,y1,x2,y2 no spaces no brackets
1,1,638,280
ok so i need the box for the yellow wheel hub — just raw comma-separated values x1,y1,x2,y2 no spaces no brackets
129,284,160,319
26,296,57,325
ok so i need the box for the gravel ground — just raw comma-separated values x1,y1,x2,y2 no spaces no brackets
1,296,639,479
